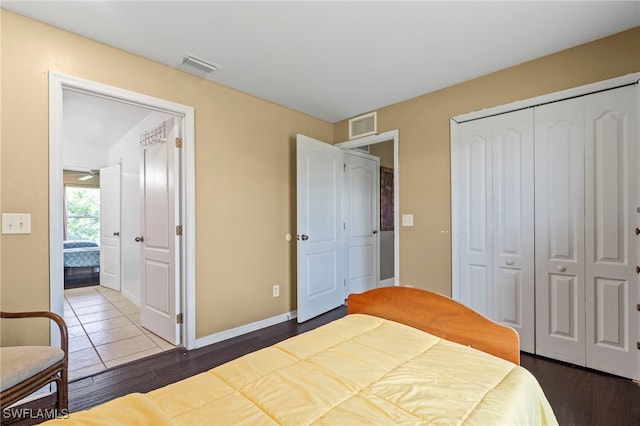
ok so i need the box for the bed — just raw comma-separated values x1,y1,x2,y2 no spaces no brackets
63,240,100,269
45,286,557,425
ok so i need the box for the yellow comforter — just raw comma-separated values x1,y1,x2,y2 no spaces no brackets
46,314,557,425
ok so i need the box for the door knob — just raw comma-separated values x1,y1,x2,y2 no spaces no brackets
373,230,378,235
635,227,640,235
300,234,309,241
135,236,144,242
113,232,120,236
506,260,514,266
557,266,566,272
636,266,640,274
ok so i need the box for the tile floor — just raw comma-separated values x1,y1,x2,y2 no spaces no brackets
63,286,176,381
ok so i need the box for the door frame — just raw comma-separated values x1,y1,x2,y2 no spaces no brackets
48,72,197,349
336,129,400,284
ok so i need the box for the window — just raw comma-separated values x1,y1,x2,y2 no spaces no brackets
65,186,100,242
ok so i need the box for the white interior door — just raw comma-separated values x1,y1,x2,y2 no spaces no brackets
491,109,535,353
535,97,586,366
99,164,121,291
456,119,493,317
296,134,344,323
584,85,639,379
344,151,379,296
139,117,181,345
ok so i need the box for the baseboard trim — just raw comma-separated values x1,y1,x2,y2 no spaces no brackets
195,310,298,349
121,288,140,306
379,278,395,287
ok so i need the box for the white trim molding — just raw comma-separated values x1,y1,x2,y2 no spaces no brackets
195,311,297,349
453,73,640,123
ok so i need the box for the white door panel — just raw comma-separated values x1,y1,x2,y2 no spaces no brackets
344,151,379,296
457,123,493,317
99,164,121,291
535,97,586,365
297,135,344,323
140,117,180,345
584,85,639,379
492,110,535,352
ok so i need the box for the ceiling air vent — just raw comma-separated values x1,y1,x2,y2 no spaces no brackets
179,55,218,77
349,111,377,140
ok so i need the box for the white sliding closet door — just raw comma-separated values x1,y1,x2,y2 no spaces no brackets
454,77,640,378
456,109,535,351
534,97,586,365
584,86,639,379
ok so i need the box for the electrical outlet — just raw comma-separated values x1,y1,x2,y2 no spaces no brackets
272,285,280,298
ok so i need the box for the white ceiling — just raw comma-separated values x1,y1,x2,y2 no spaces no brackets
63,90,153,148
4,1,640,124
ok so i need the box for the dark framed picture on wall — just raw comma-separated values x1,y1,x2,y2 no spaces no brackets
380,166,394,231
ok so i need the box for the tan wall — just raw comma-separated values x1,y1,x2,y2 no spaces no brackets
335,26,640,296
0,11,332,344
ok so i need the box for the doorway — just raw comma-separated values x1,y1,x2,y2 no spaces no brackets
48,73,197,370
337,130,399,288
296,130,399,322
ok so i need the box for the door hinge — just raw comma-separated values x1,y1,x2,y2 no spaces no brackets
176,225,183,236
176,313,183,324
344,163,346,172
175,137,183,148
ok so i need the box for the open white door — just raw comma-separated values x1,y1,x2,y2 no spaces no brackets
99,164,121,291
139,117,181,345
344,150,379,296
296,134,344,323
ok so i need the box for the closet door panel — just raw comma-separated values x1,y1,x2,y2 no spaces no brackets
492,109,535,352
585,85,639,379
457,121,493,318
535,97,586,365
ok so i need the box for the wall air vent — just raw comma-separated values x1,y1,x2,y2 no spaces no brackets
349,111,377,140
179,55,218,77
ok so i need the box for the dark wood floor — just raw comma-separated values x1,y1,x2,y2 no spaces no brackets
4,305,639,425
63,267,100,289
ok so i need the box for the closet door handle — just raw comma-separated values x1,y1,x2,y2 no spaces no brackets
557,266,566,272
505,260,514,266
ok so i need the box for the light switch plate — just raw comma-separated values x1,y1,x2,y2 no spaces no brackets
2,213,32,234
402,214,414,227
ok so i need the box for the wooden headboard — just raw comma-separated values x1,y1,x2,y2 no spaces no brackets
347,286,520,365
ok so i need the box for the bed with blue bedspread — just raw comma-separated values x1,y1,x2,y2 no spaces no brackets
63,240,100,268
